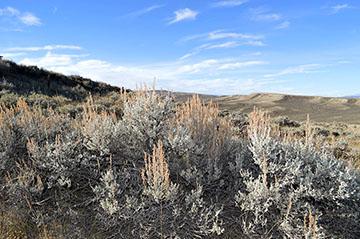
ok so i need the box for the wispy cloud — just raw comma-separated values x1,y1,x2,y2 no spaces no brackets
4,45,82,52
275,21,290,29
179,30,265,60
331,4,351,14
177,59,267,74
251,8,282,21
212,0,248,8
202,40,265,49
254,13,281,21
19,13,41,26
20,52,79,67
0,7,41,26
217,61,267,70
0,7,20,16
168,8,198,24
208,30,263,40
200,41,241,50
125,4,164,18
179,40,265,60
180,30,263,43
264,64,321,78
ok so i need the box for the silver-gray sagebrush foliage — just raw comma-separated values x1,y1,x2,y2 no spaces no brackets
0,94,359,238
234,109,360,238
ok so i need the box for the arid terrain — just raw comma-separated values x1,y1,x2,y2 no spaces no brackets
2,1,359,238
0,60,359,238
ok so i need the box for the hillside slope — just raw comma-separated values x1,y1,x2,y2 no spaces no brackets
167,92,360,124
214,93,360,124
0,58,125,100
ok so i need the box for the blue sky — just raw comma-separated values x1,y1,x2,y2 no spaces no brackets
0,0,359,96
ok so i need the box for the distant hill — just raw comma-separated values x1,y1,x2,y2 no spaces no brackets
168,92,360,124
0,58,126,100
345,95,360,99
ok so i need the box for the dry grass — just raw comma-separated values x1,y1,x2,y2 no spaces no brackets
0,210,34,239
141,140,171,201
171,95,232,160
16,99,58,133
303,208,321,239
174,95,231,136
79,95,117,133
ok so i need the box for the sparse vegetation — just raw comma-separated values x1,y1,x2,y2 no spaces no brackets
0,88,359,238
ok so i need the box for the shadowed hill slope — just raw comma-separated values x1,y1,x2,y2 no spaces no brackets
0,58,126,100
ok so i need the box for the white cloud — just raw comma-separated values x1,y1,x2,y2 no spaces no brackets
199,40,265,50
176,59,219,74
179,40,265,60
125,5,164,18
179,53,196,61
16,50,270,95
264,64,321,78
251,8,282,22
178,30,265,59
275,21,290,29
5,45,82,52
181,30,263,42
19,52,86,67
244,40,266,46
217,61,267,70
0,7,41,26
168,8,198,24
0,7,20,16
201,41,241,50
212,0,248,8
177,59,266,74
331,4,351,14
254,13,281,21
208,30,263,40
19,12,42,26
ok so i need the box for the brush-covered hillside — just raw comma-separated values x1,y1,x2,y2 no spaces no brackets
0,58,125,100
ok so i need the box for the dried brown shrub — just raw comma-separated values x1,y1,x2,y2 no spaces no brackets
78,95,117,155
303,208,322,239
141,140,174,201
169,95,233,185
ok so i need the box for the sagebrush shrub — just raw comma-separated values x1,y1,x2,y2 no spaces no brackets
235,109,360,238
140,140,178,201
80,96,117,156
0,91,359,238
168,95,234,189
108,89,175,162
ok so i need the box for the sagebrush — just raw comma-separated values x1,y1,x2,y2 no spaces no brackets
0,90,359,238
